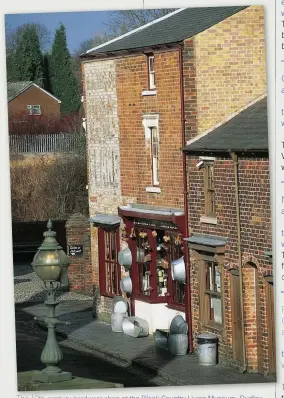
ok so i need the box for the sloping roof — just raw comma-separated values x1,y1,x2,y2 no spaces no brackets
7,81,33,101
83,6,248,57
183,97,268,154
7,81,61,103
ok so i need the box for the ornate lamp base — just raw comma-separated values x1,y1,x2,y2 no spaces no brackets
32,370,72,383
33,281,72,383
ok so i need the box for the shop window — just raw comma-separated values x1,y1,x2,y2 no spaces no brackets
98,228,121,297
148,55,156,89
136,230,152,297
131,226,185,306
200,261,222,326
166,232,185,308
204,162,215,216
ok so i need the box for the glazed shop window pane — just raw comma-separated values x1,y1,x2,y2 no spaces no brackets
205,262,222,325
155,231,169,297
136,231,151,296
166,232,185,306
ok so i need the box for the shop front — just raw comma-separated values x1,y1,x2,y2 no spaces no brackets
118,204,190,335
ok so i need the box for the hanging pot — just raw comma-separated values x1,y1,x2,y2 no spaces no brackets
171,256,186,284
120,276,132,293
118,247,132,269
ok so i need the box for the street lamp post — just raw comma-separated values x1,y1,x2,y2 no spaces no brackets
32,219,72,383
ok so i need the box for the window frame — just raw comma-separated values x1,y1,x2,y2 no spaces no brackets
98,227,121,297
200,260,223,329
148,55,156,90
33,105,41,115
142,114,160,188
27,105,33,115
204,161,216,217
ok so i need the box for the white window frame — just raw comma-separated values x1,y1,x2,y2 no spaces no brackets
148,55,156,90
27,105,32,115
32,105,41,115
142,114,160,187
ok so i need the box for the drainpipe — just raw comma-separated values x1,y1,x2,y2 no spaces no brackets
231,152,247,373
179,45,193,353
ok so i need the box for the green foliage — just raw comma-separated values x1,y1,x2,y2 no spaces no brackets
13,24,44,86
43,52,52,93
50,24,81,114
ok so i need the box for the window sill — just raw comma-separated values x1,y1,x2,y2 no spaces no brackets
200,215,217,225
200,321,224,334
166,303,185,312
142,90,157,96
146,186,161,193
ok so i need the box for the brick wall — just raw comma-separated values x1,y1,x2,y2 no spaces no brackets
184,6,266,140
116,50,184,209
187,156,273,374
65,213,92,293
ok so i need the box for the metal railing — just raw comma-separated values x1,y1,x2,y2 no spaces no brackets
9,133,86,154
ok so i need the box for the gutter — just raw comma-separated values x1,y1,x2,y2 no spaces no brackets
179,45,193,354
231,152,247,373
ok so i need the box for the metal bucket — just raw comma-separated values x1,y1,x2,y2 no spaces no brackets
169,315,187,335
112,296,128,313
118,247,132,268
111,312,127,333
171,256,186,283
122,316,149,337
120,276,132,293
168,334,188,356
197,333,218,366
154,330,169,350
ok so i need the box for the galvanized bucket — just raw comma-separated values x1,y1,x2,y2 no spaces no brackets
169,315,187,335
168,334,188,356
122,316,149,338
120,276,132,294
118,247,132,268
171,256,186,284
112,296,128,314
111,312,127,333
154,329,169,350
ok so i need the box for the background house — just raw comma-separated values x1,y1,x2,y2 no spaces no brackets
7,81,61,121
77,5,269,374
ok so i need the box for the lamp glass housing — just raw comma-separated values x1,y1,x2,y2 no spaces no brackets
33,250,61,282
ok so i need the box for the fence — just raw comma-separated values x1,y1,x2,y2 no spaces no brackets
9,133,86,154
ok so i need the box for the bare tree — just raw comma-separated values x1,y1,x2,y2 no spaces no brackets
105,9,176,37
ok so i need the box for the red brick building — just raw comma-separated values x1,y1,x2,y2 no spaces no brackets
183,96,273,375
7,81,61,120
79,6,271,375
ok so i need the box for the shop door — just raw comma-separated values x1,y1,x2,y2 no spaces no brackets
230,270,244,363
